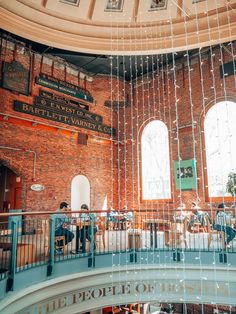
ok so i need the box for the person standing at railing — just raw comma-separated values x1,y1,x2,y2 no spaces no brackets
80,204,98,252
214,203,236,248
54,202,74,254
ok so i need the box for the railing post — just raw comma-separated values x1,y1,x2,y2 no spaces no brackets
87,215,95,268
6,217,18,292
90,217,95,264
47,216,55,276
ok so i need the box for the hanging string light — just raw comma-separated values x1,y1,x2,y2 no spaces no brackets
168,0,189,309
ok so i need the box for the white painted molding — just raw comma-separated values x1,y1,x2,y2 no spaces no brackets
1,265,236,314
0,1,236,54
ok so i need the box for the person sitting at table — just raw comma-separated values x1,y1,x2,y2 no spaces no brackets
54,202,74,254
80,204,98,252
122,205,134,229
189,202,209,232
214,203,236,248
107,206,118,230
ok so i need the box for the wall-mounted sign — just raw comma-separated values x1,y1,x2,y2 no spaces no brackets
174,159,197,190
35,96,103,124
35,74,93,103
14,101,116,136
31,184,45,192
2,61,29,95
39,90,89,111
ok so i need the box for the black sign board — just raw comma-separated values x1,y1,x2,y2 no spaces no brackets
13,101,116,136
220,60,236,78
35,74,93,103
39,90,89,111
35,96,103,124
2,61,29,95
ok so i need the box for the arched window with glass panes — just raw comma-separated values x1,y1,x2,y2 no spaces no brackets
141,120,171,201
204,101,236,199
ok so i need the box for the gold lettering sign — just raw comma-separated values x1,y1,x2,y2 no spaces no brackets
13,101,116,136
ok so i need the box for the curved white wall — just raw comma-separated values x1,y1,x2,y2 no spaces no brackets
0,0,236,54
1,265,236,314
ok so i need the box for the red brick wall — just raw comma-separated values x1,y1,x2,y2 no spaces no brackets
118,44,236,212
0,39,236,214
0,42,119,212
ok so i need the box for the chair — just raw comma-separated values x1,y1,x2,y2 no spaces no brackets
41,219,50,256
55,236,66,252
187,214,212,249
95,217,106,249
165,218,188,248
207,219,226,249
208,229,226,249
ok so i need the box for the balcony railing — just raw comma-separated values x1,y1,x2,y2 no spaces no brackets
0,210,236,292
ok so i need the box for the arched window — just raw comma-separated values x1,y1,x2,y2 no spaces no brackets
71,175,90,211
204,101,236,198
141,120,171,200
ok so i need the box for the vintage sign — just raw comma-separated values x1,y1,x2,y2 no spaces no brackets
39,90,89,111
35,74,93,103
35,96,103,124
14,101,116,136
31,184,45,192
2,61,29,95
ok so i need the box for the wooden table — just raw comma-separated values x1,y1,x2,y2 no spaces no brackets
72,221,93,253
143,219,171,248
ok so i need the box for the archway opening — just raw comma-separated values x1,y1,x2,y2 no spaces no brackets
71,175,90,211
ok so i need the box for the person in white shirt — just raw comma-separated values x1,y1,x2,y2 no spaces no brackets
189,202,209,230
123,205,134,222
214,203,236,247
107,207,118,229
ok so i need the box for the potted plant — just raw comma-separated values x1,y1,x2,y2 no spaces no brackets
226,172,236,196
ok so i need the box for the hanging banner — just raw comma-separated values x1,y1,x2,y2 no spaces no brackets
174,159,197,190
13,101,116,136
2,61,29,95
35,74,93,103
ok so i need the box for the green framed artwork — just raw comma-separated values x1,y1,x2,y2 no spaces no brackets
174,159,197,190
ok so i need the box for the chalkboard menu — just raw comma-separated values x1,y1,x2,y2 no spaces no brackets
2,61,29,95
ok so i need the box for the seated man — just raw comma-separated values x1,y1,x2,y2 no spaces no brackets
122,205,134,229
107,207,118,230
54,202,74,254
189,202,209,232
214,203,236,248
80,204,98,252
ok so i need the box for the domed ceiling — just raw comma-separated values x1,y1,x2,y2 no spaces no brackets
0,0,236,55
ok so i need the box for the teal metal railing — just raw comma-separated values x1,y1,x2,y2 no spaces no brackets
0,210,235,290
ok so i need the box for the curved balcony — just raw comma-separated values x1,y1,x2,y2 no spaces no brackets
0,210,236,313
